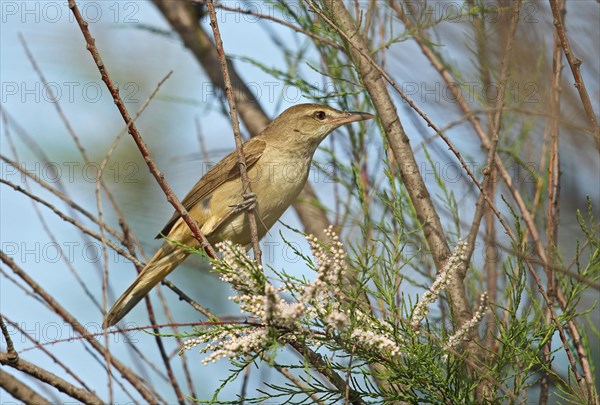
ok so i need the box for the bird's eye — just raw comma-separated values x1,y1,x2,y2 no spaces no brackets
313,111,326,120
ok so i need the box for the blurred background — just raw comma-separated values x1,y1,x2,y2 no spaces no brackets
1,0,598,403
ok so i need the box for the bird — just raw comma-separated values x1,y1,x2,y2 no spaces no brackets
102,104,374,328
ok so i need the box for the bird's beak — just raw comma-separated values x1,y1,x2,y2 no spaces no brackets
331,111,375,126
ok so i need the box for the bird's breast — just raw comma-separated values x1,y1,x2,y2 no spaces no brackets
207,152,313,246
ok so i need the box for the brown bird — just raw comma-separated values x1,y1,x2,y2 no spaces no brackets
103,104,374,328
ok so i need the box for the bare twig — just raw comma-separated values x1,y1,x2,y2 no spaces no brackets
192,0,342,50
459,1,522,399
0,369,52,405
549,0,600,149
0,178,141,265
0,315,17,361
0,154,127,245
2,315,93,393
90,70,186,404
0,251,163,403
18,32,144,261
0,352,104,405
540,1,565,400
67,0,217,260
206,0,263,266
1,113,103,311
160,279,216,318
391,5,597,399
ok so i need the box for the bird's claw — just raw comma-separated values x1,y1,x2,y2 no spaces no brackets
231,192,257,213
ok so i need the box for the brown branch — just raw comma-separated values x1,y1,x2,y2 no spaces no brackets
0,316,17,362
2,315,94,393
0,369,52,405
89,70,186,404
154,283,199,400
67,0,217,260
549,0,600,150
192,0,342,50
17,32,145,262
0,178,141,266
206,0,263,265
1,114,106,313
289,341,366,405
0,154,127,246
0,250,163,403
0,352,103,405
540,1,565,400
460,1,522,399
311,1,597,401
463,0,521,273
390,2,552,274
160,279,216,318
315,0,466,323
391,5,597,399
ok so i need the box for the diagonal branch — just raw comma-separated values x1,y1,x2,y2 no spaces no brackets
0,251,162,404
67,0,217,260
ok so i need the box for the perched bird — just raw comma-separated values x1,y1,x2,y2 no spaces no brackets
103,104,374,328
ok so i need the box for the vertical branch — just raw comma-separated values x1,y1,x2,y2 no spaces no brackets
391,4,597,400
205,0,262,266
317,0,462,323
540,2,564,402
151,0,334,244
468,0,499,348
549,0,600,150
461,1,522,399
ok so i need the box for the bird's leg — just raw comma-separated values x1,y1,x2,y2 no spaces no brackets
231,192,257,213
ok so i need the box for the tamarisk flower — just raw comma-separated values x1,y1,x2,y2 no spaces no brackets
410,241,468,331
351,328,402,357
442,292,488,359
182,228,358,363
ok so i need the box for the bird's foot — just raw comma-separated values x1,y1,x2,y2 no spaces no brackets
231,192,257,213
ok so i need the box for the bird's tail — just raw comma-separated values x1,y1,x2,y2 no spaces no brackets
102,241,189,329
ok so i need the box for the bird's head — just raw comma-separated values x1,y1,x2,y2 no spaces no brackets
265,104,375,146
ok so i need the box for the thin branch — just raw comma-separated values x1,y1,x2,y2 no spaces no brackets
289,341,366,405
0,154,127,245
2,315,93,393
540,1,565,400
193,0,342,50
391,5,597,398
0,178,141,266
17,32,145,261
206,0,263,266
67,0,217,260
0,250,163,404
91,70,186,405
160,279,216,318
549,0,600,149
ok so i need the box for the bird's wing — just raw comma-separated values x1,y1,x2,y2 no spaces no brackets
156,138,266,238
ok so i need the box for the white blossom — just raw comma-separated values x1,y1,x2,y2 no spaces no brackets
351,328,402,357
443,292,488,359
410,241,468,330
